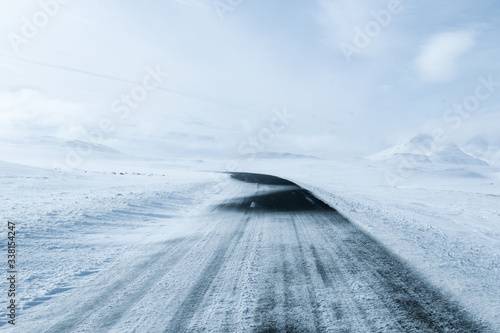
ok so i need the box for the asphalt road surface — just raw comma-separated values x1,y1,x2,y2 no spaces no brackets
42,172,488,332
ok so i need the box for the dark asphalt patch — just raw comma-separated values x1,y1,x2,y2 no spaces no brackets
220,172,335,212
217,188,335,212
229,172,297,186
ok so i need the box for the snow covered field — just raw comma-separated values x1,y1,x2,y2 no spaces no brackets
0,150,499,331
0,159,221,330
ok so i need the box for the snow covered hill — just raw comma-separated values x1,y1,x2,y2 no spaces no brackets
462,136,500,167
368,134,488,166
239,151,319,160
0,136,127,170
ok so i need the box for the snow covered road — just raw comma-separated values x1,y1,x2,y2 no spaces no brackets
17,172,490,332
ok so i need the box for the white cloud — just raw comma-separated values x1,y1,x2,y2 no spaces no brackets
415,31,475,82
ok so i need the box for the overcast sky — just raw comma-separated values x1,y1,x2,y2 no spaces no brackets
0,0,499,159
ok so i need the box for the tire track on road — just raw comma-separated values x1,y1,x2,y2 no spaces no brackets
313,211,487,332
166,215,250,332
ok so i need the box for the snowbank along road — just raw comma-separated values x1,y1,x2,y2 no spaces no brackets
26,172,490,332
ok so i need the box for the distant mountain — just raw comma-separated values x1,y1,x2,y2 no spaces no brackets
240,152,319,160
430,143,488,165
0,136,128,169
35,136,126,157
461,136,500,167
368,134,488,166
65,140,125,156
